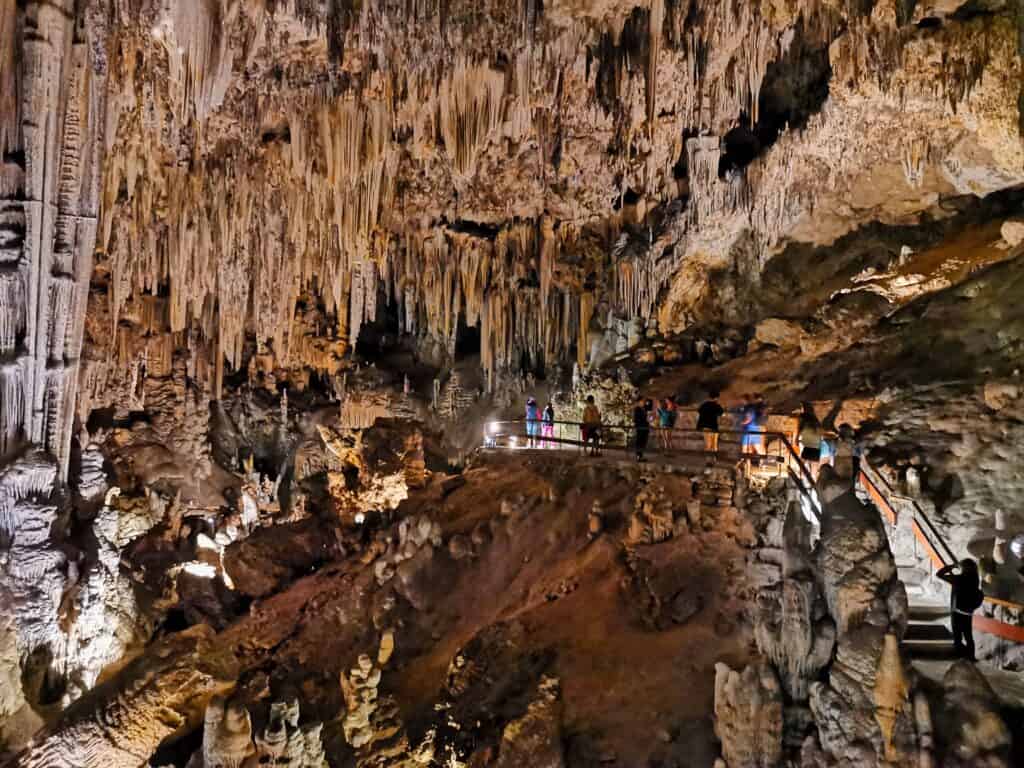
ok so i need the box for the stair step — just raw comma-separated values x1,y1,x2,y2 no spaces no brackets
902,643,959,661
907,604,949,621
904,623,952,642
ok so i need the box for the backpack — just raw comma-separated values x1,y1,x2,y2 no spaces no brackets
962,586,984,612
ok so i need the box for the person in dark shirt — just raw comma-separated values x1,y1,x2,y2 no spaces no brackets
633,398,652,461
697,391,724,455
937,558,983,661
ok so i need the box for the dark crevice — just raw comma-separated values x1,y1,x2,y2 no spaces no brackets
454,318,481,361
718,28,831,177
755,32,832,144
590,7,649,115
896,0,919,27
951,0,1011,22
442,218,502,240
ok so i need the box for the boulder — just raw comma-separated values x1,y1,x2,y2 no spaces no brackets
937,661,1012,767
754,319,803,349
1000,218,1024,247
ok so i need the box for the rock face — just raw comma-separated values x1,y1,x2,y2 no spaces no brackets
753,496,835,702
806,480,918,767
936,662,1013,768
714,468,1018,768
5,626,238,768
2,0,1024,765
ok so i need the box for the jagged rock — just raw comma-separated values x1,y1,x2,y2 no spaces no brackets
936,662,1012,767
754,497,835,701
249,700,328,767
754,319,803,349
6,626,238,768
805,485,919,767
187,696,254,768
493,676,565,768
628,485,676,545
713,661,783,768
223,518,333,598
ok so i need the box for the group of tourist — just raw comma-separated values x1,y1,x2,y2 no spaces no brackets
521,392,865,469
523,397,557,448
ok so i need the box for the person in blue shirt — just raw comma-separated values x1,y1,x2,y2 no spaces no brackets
656,399,673,449
741,394,765,455
525,397,540,448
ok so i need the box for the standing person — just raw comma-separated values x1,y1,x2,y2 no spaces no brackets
582,395,602,456
634,398,652,462
748,394,767,455
937,559,984,661
697,391,725,457
798,402,822,475
525,397,540,448
542,402,556,448
739,394,757,455
657,399,673,450
665,396,680,449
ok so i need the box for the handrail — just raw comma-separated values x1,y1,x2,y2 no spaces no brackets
859,460,958,566
859,458,1024,643
482,418,822,522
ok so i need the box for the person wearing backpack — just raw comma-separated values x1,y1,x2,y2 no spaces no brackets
937,558,983,661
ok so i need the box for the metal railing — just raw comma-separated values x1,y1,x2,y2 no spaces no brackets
859,460,958,566
481,417,822,522
859,458,1024,643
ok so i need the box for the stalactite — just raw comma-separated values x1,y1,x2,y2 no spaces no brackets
902,137,930,189
438,57,506,179
0,1,20,158
646,0,664,135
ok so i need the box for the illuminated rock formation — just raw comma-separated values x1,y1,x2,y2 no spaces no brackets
1,0,1023,765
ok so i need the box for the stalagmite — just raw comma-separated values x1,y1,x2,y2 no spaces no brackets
3,3,1024,766
6,626,238,768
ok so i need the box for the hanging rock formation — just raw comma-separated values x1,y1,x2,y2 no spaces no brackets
2,0,1024,765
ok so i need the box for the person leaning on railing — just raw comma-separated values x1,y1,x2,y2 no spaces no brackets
697,390,724,457
582,395,602,456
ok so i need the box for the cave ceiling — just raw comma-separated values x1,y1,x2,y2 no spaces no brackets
4,0,1017,417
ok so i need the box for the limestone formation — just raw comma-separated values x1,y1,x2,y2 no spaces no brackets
753,497,835,701
807,483,919,767
713,661,783,768
5,626,238,768
2,0,1024,766
936,662,1013,768
492,676,565,768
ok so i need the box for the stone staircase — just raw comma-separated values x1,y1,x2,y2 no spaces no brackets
902,604,957,660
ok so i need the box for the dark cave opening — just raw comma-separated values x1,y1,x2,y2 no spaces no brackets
454,318,481,361
22,646,66,708
150,725,204,768
719,29,832,177
354,287,401,364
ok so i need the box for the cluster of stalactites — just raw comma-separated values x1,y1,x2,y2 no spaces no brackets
92,0,1017,397
384,221,580,389
101,87,402,374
